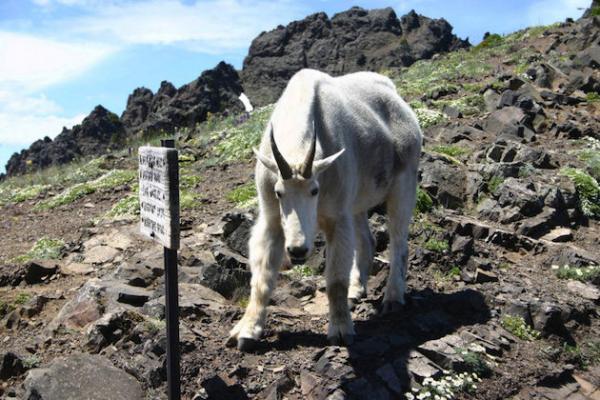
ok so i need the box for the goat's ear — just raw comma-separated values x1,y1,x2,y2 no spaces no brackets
313,148,345,175
253,148,279,174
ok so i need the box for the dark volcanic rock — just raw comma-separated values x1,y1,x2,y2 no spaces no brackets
24,260,59,284
24,354,143,400
120,87,154,130
121,61,244,135
0,351,26,379
241,7,469,106
5,105,124,176
420,154,467,209
6,62,242,177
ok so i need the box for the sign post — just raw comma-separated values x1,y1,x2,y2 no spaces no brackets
139,139,181,400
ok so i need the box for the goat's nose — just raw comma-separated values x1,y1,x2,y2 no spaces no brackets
287,246,308,259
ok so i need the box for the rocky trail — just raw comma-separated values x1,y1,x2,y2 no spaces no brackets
1,7,600,400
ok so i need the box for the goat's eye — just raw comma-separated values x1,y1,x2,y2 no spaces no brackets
275,190,282,199
311,188,319,196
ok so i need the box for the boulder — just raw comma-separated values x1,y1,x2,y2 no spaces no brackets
483,107,535,142
24,354,143,400
48,279,104,332
420,155,467,209
24,260,58,284
494,178,544,220
0,351,26,379
143,283,226,319
574,44,600,68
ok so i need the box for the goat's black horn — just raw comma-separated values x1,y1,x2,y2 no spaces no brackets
270,124,293,180
301,120,317,179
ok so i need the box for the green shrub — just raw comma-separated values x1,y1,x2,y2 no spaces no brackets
432,94,486,117
415,187,434,214
414,107,447,128
180,190,198,210
475,33,504,49
579,149,600,181
226,183,257,208
22,355,41,369
423,238,449,252
405,372,480,400
144,318,166,334
36,169,136,210
289,264,318,279
501,315,541,341
587,92,600,103
457,348,492,377
487,176,504,194
106,195,140,219
213,106,274,162
554,264,600,282
560,168,600,218
431,145,470,158
13,238,65,264
14,292,32,305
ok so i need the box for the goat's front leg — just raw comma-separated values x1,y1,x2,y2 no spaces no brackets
322,215,356,345
227,212,284,351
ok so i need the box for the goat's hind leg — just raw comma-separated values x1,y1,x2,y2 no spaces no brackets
382,168,417,313
348,212,375,306
227,213,284,351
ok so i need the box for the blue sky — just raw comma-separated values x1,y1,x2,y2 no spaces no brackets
0,0,590,173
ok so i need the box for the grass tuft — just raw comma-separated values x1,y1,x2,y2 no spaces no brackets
213,106,274,162
14,292,32,305
487,176,505,194
431,145,470,158
289,264,318,279
414,107,447,128
475,33,504,49
13,237,65,264
501,315,541,341
423,238,449,252
35,169,136,210
560,168,600,218
226,183,257,208
457,347,492,377
553,264,600,282
415,187,434,214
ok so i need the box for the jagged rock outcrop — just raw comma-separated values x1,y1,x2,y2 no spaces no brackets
241,7,470,106
5,105,124,176
4,62,243,177
121,61,244,136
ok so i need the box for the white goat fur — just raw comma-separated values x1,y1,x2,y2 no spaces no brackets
228,69,422,348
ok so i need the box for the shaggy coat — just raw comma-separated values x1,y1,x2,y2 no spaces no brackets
228,69,422,349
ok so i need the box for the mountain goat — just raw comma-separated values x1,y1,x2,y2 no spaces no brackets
227,69,422,350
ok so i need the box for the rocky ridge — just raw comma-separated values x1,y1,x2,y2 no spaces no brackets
3,7,468,179
3,62,244,179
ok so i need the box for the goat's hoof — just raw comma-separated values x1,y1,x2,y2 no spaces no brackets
225,336,237,348
381,300,404,315
237,337,258,352
328,333,355,347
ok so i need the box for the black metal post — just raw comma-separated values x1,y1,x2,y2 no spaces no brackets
161,138,180,400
